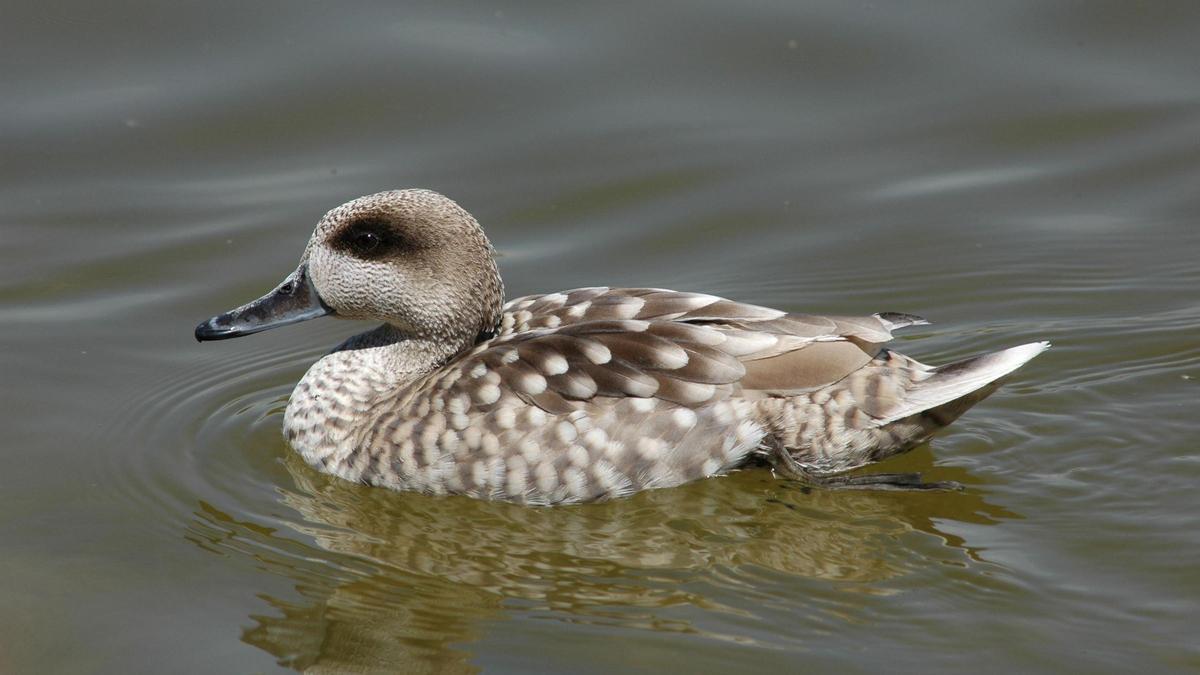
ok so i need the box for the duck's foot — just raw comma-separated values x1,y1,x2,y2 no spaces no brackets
765,441,963,492
802,472,963,491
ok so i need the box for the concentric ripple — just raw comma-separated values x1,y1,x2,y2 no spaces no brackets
97,334,327,535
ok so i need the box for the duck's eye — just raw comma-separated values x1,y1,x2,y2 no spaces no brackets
352,231,380,253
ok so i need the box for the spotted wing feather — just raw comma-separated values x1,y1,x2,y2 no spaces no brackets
429,319,749,414
493,288,919,405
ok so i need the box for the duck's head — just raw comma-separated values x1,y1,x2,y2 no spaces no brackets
195,189,504,349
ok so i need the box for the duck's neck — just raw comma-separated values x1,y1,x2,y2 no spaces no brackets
282,323,469,481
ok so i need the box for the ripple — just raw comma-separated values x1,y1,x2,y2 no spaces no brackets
96,334,327,534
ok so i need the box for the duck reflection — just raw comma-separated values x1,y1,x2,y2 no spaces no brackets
186,442,1015,673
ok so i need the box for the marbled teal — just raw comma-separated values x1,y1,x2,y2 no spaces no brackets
196,189,1048,504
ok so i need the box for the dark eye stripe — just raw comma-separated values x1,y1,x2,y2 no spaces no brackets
332,217,404,260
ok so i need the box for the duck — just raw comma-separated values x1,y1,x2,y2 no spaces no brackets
195,189,1048,505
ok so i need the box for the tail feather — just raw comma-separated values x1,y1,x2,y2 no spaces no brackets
876,341,1050,424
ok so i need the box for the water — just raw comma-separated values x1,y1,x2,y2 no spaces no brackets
3,2,1199,672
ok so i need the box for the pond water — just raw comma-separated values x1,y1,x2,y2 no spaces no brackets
3,1,1199,672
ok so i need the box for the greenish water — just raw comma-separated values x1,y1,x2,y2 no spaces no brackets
3,2,1199,673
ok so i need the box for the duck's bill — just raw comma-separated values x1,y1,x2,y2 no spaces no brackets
195,265,334,341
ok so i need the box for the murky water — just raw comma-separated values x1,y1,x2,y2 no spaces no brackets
4,2,1199,672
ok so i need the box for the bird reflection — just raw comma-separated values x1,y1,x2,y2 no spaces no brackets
185,441,1016,673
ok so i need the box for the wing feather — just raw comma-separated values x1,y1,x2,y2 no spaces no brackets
448,288,926,413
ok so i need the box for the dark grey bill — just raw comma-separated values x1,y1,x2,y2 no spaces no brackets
195,265,334,341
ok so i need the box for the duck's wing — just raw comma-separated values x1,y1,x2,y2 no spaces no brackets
492,287,923,403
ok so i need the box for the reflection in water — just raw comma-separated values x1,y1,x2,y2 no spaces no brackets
185,433,1015,673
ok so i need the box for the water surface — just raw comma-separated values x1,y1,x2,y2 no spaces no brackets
3,2,1199,673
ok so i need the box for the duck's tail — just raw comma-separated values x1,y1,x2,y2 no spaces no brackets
761,341,1050,474
840,340,1049,470
876,341,1051,426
